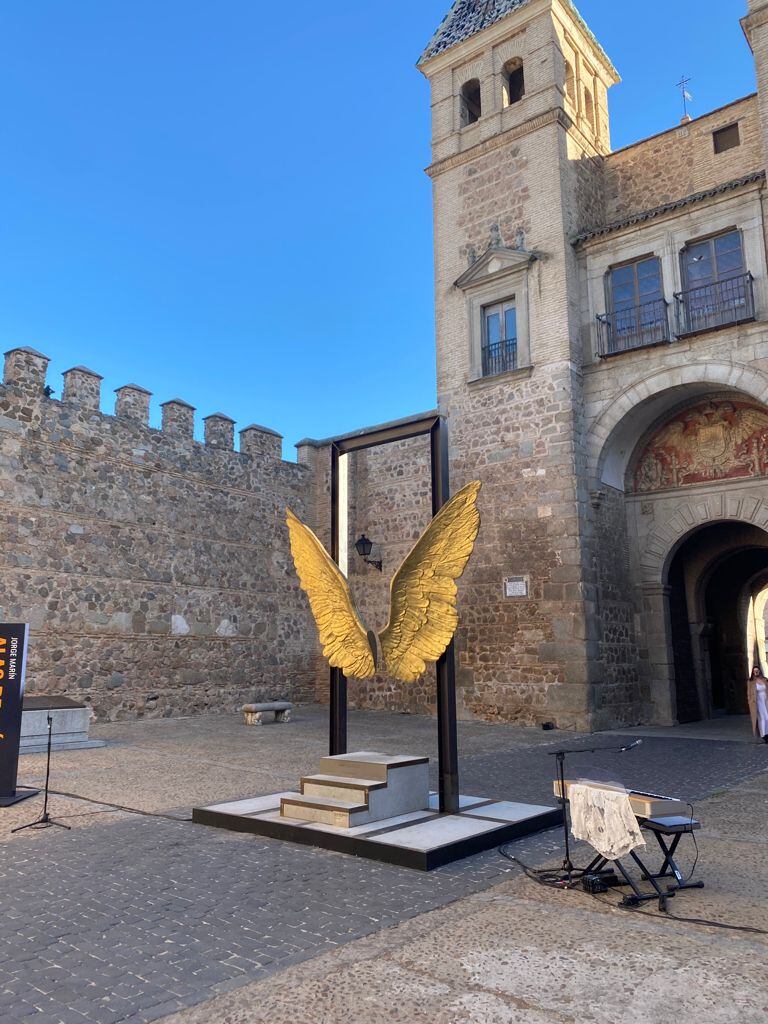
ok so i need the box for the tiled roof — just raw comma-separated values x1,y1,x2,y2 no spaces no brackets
417,0,616,78
418,0,531,64
572,172,766,245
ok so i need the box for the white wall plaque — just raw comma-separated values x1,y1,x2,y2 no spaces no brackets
504,575,529,598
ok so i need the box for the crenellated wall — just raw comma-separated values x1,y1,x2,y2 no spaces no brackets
0,347,316,720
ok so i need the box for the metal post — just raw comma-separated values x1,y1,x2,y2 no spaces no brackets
431,419,460,814
329,444,347,756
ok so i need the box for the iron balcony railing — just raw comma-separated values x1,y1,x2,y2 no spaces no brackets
674,272,754,336
481,337,518,377
596,298,671,357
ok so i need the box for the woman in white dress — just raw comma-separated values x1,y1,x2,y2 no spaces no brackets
747,665,768,744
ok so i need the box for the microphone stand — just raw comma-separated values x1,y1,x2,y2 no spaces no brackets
12,714,71,833
548,740,641,882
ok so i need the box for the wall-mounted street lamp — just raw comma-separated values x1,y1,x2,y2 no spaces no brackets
354,534,382,572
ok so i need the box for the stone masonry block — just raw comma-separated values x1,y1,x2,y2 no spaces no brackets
240,424,282,460
115,384,151,424
3,347,50,396
161,398,195,439
62,366,103,409
204,413,235,450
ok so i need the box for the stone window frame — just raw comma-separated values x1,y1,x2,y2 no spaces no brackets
459,78,483,127
455,255,533,383
493,33,526,120
501,58,525,108
713,122,741,154
580,186,767,365
453,58,486,133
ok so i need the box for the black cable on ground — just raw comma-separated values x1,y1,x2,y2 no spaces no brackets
12,785,192,824
498,846,768,937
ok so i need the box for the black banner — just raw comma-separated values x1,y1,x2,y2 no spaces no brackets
0,623,30,799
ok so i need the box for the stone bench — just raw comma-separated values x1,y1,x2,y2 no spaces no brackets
21,695,106,753
242,701,293,726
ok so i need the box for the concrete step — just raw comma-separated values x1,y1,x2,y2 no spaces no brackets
280,793,370,828
317,752,429,782
300,773,386,803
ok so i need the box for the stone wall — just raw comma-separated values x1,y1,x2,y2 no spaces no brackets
591,486,645,728
0,347,316,720
346,436,435,714
601,95,762,226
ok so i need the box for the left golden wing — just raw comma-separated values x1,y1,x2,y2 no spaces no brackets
379,481,481,683
286,509,377,679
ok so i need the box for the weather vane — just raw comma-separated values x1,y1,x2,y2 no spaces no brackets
676,75,693,120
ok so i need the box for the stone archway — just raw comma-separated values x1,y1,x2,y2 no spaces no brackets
589,360,768,489
664,523,768,722
592,383,768,725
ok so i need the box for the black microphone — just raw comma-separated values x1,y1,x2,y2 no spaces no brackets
619,739,642,752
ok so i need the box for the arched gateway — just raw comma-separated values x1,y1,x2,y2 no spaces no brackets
601,387,768,725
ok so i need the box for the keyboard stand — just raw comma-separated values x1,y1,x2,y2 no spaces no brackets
639,815,705,894
582,849,675,911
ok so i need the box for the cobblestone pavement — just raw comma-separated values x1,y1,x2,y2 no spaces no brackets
1,708,766,1023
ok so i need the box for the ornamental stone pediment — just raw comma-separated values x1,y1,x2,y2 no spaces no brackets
454,245,536,290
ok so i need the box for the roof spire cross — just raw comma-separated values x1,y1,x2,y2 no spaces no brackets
676,74,693,122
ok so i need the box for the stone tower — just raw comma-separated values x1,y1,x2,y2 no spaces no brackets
418,0,619,728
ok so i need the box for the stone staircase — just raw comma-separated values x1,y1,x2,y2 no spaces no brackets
280,752,430,829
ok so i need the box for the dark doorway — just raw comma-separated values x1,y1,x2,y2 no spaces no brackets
667,522,768,722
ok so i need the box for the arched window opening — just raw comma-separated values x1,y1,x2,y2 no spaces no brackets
460,79,482,127
584,86,595,130
565,61,576,104
502,60,525,108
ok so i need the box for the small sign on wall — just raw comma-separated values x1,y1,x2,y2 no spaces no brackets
503,575,529,599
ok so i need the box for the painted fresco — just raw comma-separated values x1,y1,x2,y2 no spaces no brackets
632,400,768,493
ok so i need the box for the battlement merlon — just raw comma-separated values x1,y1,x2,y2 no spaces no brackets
3,347,50,396
204,412,236,450
63,366,103,409
240,424,282,460
115,384,152,424
159,398,196,440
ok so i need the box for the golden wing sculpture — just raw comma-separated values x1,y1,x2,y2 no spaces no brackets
286,481,481,683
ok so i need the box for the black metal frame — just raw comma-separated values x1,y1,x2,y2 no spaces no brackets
640,818,705,893
328,414,460,814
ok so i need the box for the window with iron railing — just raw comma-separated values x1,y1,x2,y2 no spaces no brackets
676,230,754,335
598,256,670,356
481,301,517,377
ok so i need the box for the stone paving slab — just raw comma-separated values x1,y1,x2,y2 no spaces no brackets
0,814,561,1024
162,774,768,1024
1,709,766,1023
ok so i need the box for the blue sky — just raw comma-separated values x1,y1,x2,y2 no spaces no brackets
0,1,756,456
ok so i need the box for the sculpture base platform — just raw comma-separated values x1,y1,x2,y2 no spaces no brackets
192,792,561,871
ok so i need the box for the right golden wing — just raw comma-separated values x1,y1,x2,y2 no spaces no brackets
378,481,481,683
285,509,376,679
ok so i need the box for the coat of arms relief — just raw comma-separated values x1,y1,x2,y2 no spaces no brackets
633,400,768,493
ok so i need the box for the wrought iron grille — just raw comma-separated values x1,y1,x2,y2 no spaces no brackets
596,298,671,357
674,272,754,336
481,338,517,377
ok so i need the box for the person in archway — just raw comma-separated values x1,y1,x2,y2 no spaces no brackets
748,665,768,744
